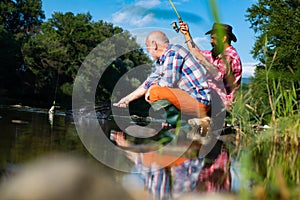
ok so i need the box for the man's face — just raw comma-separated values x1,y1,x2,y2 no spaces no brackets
210,33,225,57
146,39,157,60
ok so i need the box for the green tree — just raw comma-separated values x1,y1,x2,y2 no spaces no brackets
22,12,151,107
244,0,300,123
0,0,45,37
246,0,300,72
0,0,44,98
0,25,20,95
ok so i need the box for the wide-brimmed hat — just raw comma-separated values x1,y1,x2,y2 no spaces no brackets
205,23,237,42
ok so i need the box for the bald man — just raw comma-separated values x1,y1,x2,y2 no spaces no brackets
114,30,211,119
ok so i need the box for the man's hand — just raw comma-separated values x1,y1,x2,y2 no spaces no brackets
179,21,190,36
113,97,129,108
113,85,147,108
145,89,151,102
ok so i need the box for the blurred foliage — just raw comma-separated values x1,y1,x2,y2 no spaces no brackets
244,0,300,124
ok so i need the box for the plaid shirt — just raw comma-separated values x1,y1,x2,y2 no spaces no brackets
197,148,231,192
134,148,231,199
144,44,211,105
200,46,242,108
136,156,204,200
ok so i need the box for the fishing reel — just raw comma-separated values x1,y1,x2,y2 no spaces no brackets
171,21,180,33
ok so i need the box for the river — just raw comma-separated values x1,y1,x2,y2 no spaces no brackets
0,105,240,200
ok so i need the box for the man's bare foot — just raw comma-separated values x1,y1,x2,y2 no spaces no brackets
187,117,211,142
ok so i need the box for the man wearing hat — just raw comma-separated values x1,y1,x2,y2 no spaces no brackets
180,22,242,111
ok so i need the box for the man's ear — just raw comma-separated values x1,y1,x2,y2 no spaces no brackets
223,35,228,43
152,40,158,50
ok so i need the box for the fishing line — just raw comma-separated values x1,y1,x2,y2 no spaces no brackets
53,69,59,107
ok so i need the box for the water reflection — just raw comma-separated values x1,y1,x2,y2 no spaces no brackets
112,129,234,199
0,105,238,199
0,105,89,181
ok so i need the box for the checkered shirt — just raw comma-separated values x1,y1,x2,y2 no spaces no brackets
144,44,211,105
200,46,242,108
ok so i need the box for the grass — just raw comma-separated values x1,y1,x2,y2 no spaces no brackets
206,2,300,199
224,30,300,198
229,68,300,200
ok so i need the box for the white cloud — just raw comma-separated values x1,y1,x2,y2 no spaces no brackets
130,13,156,27
111,0,161,27
111,11,129,24
193,36,210,49
112,8,156,28
135,0,161,8
242,62,258,78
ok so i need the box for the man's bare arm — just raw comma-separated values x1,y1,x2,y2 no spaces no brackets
113,84,147,108
179,22,219,77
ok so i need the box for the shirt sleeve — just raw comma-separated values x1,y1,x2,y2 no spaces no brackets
143,50,183,89
199,49,221,82
143,65,161,89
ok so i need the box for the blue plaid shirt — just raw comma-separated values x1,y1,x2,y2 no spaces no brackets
144,44,211,105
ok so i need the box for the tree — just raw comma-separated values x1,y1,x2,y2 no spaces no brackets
244,0,300,123
246,0,300,73
0,0,45,37
0,0,44,98
22,12,151,106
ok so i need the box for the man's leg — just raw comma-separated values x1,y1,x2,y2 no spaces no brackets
147,85,210,118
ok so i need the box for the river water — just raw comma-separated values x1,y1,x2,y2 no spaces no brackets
0,105,240,200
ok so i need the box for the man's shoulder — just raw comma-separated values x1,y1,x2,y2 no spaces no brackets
169,43,188,51
225,46,239,55
165,44,190,58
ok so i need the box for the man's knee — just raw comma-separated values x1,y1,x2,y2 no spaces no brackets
148,85,162,102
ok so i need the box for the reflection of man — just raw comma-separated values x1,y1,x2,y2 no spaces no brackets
114,30,211,120
113,131,204,199
113,131,231,199
180,22,242,111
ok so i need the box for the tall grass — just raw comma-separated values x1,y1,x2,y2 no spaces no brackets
230,36,300,199
206,2,300,199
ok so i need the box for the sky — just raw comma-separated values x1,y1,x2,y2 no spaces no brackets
42,0,258,77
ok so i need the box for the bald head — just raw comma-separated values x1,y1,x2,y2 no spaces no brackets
146,31,169,47
146,31,170,60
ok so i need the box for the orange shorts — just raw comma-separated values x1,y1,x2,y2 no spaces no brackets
142,152,188,167
147,85,210,118
142,141,202,167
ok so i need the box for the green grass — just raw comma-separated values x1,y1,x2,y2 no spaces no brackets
206,3,300,198
223,32,300,199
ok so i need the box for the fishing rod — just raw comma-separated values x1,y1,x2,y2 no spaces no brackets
168,0,195,48
169,0,182,32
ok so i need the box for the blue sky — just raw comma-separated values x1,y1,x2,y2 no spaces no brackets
42,0,258,77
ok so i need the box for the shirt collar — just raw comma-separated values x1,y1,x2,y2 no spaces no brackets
156,44,172,65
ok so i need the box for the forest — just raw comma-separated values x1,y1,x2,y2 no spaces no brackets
0,0,151,108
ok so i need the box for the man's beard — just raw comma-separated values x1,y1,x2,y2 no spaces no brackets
211,44,224,60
